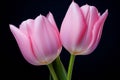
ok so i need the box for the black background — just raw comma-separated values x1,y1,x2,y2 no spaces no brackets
0,0,120,80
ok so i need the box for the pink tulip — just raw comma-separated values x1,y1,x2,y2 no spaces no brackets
10,12,62,65
60,1,108,55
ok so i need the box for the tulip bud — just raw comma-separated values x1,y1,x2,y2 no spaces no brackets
60,1,108,55
10,12,62,65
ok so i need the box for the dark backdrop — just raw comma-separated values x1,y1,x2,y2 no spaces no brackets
0,0,119,80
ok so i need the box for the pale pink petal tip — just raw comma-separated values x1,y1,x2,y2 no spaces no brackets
47,12,52,17
104,9,108,15
9,24,17,29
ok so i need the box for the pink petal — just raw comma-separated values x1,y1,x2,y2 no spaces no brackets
19,19,34,36
31,15,61,65
47,12,62,48
60,1,86,52
80,6,99,49
9,25,40,65
87,10,108,54
88,6,99,27
47,12,57,29
80,4,90,20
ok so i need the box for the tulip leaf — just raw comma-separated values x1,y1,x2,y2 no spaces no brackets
49,74,53,80
52,57,67,80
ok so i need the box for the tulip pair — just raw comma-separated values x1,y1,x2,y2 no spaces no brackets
10,1,108,66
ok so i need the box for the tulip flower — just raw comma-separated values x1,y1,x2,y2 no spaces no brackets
60,1,108,80
60,1,108,55
9,12,62,66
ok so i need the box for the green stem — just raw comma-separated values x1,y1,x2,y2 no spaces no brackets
67,54,76,80
52,57,67,80
48,63,58,80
